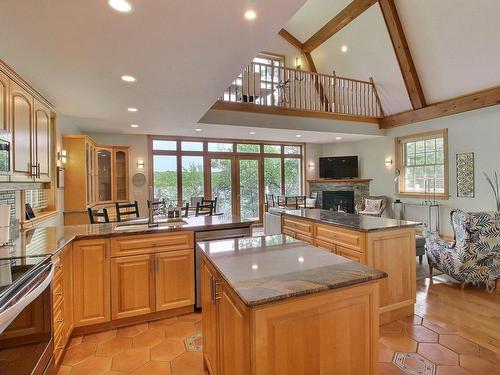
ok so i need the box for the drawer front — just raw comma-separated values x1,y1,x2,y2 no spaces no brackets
53,257,63,280
315,224,365,251
314,239,336,252
111,232,194,257
53,301,65,338
52,277,64,307
336,245,366,264
54,332,64,365
282,228,296,238
282,217,313,236
295,233,313,245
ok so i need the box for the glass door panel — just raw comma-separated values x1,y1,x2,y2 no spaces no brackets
153,155,178,205
210,158,233,216
181,156,204,205
96,148,112,202
238,158,260,221
114,150,127,201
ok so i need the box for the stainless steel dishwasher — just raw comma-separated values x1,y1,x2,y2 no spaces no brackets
194,227,252,309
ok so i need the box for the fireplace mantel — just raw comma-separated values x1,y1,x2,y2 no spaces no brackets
306,178,372,184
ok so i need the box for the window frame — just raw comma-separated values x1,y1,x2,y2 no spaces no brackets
395,129,449,199
149,136,304,218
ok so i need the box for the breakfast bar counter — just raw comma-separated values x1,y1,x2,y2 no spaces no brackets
198,235,387,375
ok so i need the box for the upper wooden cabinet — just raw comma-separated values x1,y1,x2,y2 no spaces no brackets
63,135,130,224
10,82,52,182
0,71,8,131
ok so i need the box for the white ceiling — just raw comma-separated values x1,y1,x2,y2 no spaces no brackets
0,0,306,134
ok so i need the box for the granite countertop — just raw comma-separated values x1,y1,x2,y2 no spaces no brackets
283,208,420,232
0,215,252,259
198,234,387,307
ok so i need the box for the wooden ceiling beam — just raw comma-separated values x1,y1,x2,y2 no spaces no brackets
378,0,426,110
302,0,377,52
380,85,500,128
278,28,304,51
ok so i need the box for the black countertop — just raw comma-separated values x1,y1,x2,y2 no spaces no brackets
283,209,420,232
198,234,387,307
0,215,252,259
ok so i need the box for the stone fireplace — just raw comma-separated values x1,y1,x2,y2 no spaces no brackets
308,179,371,212
322,190,355,213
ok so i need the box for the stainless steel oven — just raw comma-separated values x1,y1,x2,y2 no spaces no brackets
0,130,11,176
0,255,54,375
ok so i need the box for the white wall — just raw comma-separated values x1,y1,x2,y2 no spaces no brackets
304,143,321,193
315,105,500,236
86,133,150,215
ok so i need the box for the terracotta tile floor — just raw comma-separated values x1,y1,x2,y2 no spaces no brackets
57,310,500,375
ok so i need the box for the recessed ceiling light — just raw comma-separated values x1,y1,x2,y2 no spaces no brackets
130,124,139,128
121,75,136,82
127,107,138,112
341,45,348,53
244,9,257,20
249,131,256,135
336,137,342,140
195,128,202,132
295,134,302,138
251,264,258,270
108,0,133,13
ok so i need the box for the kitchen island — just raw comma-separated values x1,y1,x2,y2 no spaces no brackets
281,209,420,323
198,235,387,375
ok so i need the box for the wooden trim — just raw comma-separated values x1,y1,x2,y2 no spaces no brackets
395,128,449,198
381,85,500,128
378,0,426,109
211,101,380,124
20,209,59,228
369,77,385,117
302,0,377,52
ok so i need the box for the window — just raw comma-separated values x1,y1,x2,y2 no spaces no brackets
395,129,448,198
153,155,178,204
181,141,203,152
208,143,233,152
181,156,204,204
237,144,260,153
264,144,281,154
264,158,281,196
153,140,176,151
284,158,301,196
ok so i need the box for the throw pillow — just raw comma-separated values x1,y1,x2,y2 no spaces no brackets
364,199,382,213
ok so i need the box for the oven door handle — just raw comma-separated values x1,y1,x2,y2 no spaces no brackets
0,263,54,335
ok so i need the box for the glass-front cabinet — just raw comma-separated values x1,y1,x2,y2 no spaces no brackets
96,147,112,202
113,148,129,202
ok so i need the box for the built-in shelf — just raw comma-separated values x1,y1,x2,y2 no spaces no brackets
307,178,372,183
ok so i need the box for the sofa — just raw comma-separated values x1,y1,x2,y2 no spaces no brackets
424,209,500,291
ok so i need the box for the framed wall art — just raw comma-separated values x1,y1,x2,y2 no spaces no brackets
456,152,474,198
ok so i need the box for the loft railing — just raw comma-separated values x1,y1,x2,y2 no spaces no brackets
220,62,384,118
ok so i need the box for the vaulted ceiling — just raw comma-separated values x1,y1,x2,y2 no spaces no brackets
265,0,500,116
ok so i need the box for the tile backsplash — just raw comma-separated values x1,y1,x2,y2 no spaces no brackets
0,191,16,218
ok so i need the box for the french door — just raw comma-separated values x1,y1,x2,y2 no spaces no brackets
208,156,262,222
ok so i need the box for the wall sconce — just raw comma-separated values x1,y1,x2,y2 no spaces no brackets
136,159,145,169
295,57,303,70
308,162,315,169
385,158,393,167
57,150,67,164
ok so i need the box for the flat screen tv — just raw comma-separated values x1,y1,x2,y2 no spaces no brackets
319,156,358,179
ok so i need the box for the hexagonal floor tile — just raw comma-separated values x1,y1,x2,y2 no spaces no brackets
82,329,117,343
459,354,500,375
436,365,474,375
381,322,405,336
111,347,150,372
438,335,479,355
150,339,186,361
70,356,112,375
185,332,202,352
149,317,179,330
164,321,197,340
393,352,436,375
418,343,459,366
403,326,439,343
96,336,133,357
61,342,97,366
379,343,396,363
132,330,165,348
422,320,458,334
397,315,423,327
130,360,172,375
116,323,149,338
171,351,205,375
380,336,418,352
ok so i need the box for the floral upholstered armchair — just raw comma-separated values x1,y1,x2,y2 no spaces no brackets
424,209,500,292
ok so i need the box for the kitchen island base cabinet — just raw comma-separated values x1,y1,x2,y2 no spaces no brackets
201,256,380,375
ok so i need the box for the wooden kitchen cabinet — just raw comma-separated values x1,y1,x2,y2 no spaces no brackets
10,82,52,182
111,254,155,320
10,82,34,181
201,259,249,375
72,239,111,327
0,70,8,131
114,148,128,202
155,249,195,311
